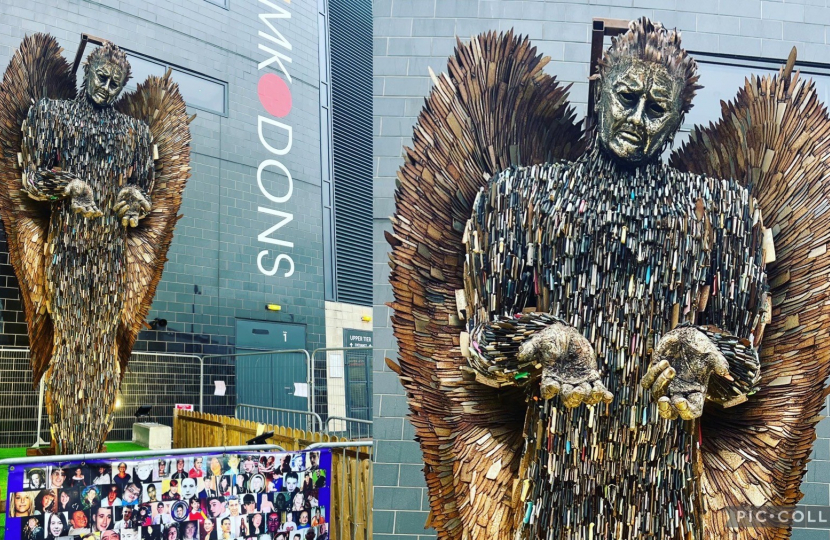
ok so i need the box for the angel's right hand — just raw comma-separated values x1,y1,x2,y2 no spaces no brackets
517,323,613,407
64,178,103,218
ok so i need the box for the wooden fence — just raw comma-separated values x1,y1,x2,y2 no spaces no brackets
174,410,373,540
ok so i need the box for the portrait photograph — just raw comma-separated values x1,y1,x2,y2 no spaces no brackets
170,500,190,523
9,490,37,517
67,508,91,535
161,479,182,501
57,488,81,513
102,484,123,507
92,465,113,486
280,473,303,496
24,468,47,490
34,489,58,515
178,520,199,540
142,524,162,540
143,482,162,504
169,458,191,482
68,467,89,489
133,461,156,485
21,514,43,540
288,455,304,473
47,467,69,490
80,485,102,510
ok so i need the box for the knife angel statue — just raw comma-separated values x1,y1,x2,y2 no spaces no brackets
389,18,830,539
0,34,191,454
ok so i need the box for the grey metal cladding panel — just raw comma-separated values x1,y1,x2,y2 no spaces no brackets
330,0,373,306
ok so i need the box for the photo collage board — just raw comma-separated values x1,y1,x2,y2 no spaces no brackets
5,449,331,540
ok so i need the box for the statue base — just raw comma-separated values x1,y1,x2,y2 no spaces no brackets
25,442,107,456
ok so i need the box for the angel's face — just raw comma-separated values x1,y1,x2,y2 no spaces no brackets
86,59,127,107
597,59,682,164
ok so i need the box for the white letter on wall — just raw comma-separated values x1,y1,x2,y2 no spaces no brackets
258,207,295,248
258,116,293,156
258,251,295,278
257,159,293,204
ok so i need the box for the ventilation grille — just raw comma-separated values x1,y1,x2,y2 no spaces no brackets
329,0,373,306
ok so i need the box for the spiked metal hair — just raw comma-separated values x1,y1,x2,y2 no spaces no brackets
82,41,131,89
597,17,701,117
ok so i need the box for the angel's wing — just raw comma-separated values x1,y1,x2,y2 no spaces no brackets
670,59,830,538
389,31,585,538
114,71,191,377
0,34,76,385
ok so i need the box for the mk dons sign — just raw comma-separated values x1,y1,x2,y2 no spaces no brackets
255,0,296,278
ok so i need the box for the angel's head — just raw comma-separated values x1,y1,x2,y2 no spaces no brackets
594,17,701,164
82,41,131,107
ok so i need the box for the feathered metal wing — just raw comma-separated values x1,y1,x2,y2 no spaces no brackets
0,34,74,385
0,34,191,386
114,70,191,378
670,57,830,538
389,31,585,538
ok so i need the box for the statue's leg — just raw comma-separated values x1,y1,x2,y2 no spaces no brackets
46,322,119,454
45,220,123,454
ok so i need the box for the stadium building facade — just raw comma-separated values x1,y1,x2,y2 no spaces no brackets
0,0,371,443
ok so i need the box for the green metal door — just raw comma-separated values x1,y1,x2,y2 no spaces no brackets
235,319,307,412
343,329,372,421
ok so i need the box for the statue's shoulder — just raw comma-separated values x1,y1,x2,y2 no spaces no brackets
691,170,752,202
28,97,68,116
113,108,152,141
130,114,152,135
114,108,149,129
676,169,759,228
490,160,572,189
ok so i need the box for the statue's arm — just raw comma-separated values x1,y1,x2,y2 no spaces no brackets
461,169,612,406
643,188,768,419
692,324,762,406
115,124,153,228
20,101,102,217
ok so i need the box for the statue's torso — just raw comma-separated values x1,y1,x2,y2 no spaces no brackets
474,158,762,539
33,98,152,312
39,98,150,245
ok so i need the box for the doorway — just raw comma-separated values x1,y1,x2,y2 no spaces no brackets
235,319,307,412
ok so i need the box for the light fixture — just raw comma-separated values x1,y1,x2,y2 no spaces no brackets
266,304,281,311
134,405,153,423
149,317,167,329
246,431,274,445
361,315,372,322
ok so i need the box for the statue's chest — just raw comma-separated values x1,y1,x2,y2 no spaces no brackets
545,180,708,287
56,109,139,169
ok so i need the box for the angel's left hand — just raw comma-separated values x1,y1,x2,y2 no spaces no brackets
114,185,151,227
641,326,731,420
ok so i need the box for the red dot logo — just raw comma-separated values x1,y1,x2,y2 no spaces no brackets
258,73,292,118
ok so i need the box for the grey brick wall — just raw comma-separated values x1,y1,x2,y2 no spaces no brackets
0,0,326,355
373,1,830,538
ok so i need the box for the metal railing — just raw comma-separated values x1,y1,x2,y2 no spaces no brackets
203,348,312,417
114,352,204,440
235,403,324,432
0,443,285,468
0,346,374,446
325,416,373,439
0,347,44,447
311,347,373,436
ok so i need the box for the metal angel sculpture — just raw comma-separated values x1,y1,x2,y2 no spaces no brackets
389,17,830,539
0,35,191,454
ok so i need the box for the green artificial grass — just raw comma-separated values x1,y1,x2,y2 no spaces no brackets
0,442,148,531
